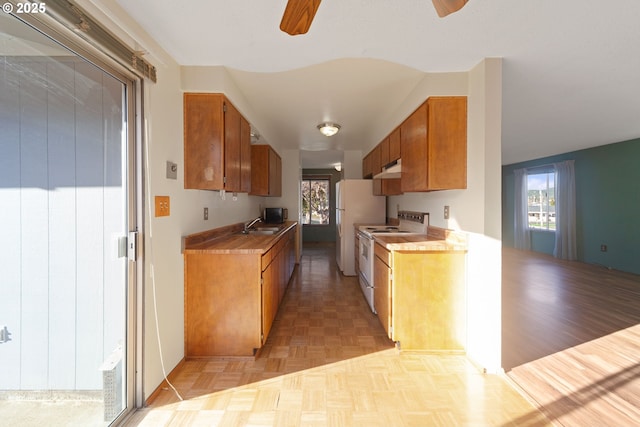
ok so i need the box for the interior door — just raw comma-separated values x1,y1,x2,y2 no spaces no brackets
0,12,136,425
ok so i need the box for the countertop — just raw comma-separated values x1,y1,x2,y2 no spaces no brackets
183,221,298,255
373,226,468,252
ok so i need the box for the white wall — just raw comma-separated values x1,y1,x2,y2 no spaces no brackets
385,59,503,372
143,63,264,399
343,150,363,179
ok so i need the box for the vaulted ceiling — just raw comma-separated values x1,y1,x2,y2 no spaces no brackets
113,0,640,167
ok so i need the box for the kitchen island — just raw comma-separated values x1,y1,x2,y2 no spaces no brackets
372,226,468,352
183,221,298,358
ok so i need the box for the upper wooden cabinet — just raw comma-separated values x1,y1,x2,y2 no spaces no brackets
183,93,251,192
379,136,390,167
362,151,373,178
250,144,282,197
400,96,467,192
240,115,252,193
388,127,401,162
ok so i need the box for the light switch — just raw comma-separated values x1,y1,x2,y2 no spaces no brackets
155,196,170,217
166,161,178,180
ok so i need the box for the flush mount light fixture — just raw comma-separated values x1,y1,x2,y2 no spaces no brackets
317,122,341,137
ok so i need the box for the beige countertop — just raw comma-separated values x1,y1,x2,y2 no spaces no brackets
373,226,468,252
183,221,298,255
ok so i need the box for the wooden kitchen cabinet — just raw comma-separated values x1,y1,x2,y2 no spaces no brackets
379,136,390,167
373,242,466,351
250,144,282,197
400,96,467,192
372,135,402,196
389,127,401,162
240,115,251,193
184,224,298,357
183,93,251,191
374,243,392,336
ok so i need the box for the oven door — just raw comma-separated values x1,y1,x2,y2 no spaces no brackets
357,231,376,313
358,233,372,285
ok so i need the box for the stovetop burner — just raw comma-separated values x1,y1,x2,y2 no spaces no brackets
358,211,429,238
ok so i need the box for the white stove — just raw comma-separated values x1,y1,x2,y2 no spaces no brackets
357,211,429,313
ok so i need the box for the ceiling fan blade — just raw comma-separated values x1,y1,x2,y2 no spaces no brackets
432,0,468,17
280,0,322,36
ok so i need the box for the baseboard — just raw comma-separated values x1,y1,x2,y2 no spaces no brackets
144,357,186,406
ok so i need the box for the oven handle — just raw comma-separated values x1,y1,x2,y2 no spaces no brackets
359,271,374,289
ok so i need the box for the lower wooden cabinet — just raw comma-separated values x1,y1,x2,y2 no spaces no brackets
374,242,466,351
261,225,296,342
184,225,297,357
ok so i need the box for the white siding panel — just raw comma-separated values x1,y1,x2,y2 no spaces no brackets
1,56,127,392
74,62,105,390
0,57,23,389
47,59,78,389
102,75,126,359
19,60,50,389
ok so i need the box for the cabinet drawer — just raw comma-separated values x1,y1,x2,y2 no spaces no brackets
374,242,391,267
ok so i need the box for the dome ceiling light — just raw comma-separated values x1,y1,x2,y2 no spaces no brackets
317,122,341,137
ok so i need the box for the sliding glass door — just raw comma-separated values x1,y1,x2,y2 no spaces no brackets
0,12,138,426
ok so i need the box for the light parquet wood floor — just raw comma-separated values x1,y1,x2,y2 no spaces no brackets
503,247,640,427
124,243,549,427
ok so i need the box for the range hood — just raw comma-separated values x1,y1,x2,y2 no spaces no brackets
373,159,402,179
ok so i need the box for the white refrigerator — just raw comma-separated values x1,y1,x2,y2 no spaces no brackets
335,179,386,276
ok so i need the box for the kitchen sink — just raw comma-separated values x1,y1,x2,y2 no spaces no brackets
254,226,281,232
240,226,282,235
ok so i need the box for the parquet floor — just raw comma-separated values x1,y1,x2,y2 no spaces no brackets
123,243,549,427
503,247,640,427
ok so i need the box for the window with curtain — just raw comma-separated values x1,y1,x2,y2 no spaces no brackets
301,178,330,225
514,162,576,260
527,170,556,230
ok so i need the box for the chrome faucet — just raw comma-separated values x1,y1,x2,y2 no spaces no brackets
244,217,262,232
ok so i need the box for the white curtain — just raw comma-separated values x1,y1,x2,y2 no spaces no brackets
513,168,530,250
553,160,577,260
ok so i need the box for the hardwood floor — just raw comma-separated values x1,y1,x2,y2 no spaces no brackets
503,247,640,426
123,243,549,427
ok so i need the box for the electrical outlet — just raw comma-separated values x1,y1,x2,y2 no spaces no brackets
600,244,607,252
204,207,209,220
154,196,170,217
444,205,450,220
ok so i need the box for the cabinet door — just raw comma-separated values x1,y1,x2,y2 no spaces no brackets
401,97,467,192
262,258,278,344
270,151,282,197
426,97,467,190
224,100,241,192
362,152,372,178
400,102,428,193
374,253,392,339
184,93,225,190
382,179,402,196
393,252,466,351
240,116,251,193
380,137,390,167
389,127,401,162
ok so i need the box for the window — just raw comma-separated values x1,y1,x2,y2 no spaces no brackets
527,171,556,230
301,178,330,225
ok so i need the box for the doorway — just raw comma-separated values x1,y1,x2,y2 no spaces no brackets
0,12,138,426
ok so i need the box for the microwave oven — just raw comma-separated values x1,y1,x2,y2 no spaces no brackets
264,207,287,224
